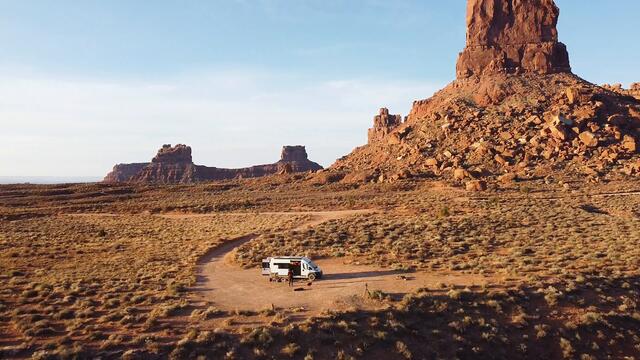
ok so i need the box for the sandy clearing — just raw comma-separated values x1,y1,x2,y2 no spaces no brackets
194,257,501,313
192,209,503,314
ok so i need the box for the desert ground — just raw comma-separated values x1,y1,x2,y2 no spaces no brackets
1,176,639,359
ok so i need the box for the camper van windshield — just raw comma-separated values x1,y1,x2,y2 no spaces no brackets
308,260,318,269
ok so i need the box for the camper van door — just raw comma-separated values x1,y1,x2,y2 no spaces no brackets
291,261,301,277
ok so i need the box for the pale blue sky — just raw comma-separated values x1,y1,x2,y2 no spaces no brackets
0,1,638,176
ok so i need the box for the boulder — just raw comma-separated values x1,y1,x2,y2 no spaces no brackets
466,180,488,192
425,158,439,167
578,131,599,148
622,136,637,153
549,124,568,141
498,173,518,183
454,168,469,180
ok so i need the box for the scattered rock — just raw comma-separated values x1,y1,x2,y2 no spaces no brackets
566,87,579,104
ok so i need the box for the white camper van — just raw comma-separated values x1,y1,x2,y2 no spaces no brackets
262,256,323,281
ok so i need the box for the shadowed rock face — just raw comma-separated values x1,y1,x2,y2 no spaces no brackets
456,0,571,78
104,144,323,184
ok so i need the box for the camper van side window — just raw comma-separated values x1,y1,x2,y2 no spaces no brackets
276,263,289,269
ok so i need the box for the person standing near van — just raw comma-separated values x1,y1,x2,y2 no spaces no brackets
287,268,294,287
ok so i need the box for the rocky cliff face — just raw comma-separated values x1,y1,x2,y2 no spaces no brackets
104,144,323,184
456,0,571,78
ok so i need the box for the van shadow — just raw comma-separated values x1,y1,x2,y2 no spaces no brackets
323,269,403,281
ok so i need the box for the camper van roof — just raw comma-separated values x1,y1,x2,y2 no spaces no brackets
272,256,309,261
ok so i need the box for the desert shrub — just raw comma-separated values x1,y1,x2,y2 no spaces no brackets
242,327,273,348
395,341,412,359
281,343,301,357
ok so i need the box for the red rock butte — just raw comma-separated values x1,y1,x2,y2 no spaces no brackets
456,0,571,78
328,0,640,185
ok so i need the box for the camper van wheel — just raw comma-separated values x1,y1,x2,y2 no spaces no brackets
308,273,316,281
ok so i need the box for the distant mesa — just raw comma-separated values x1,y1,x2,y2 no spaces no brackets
104,144,322,184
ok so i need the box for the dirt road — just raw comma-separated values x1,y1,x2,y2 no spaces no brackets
193,210,501,313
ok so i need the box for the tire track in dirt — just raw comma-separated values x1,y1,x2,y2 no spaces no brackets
191,209,500,313
192,209,376,283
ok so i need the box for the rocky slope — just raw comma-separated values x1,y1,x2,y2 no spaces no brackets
329,0,640,187
104,145,322,184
